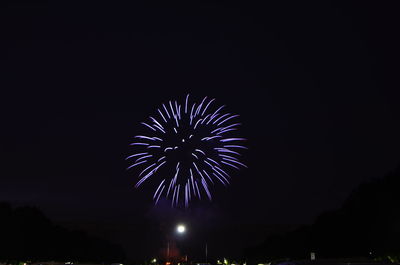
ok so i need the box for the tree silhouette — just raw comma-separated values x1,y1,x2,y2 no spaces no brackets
0,203,125,262
245,165,400,262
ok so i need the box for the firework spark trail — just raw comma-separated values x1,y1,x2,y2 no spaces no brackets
127,94,247,207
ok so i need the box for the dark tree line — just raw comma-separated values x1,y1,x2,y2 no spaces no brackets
0,203,125,263
245,166,400,263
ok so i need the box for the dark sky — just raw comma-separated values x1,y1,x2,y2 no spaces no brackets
1,0,400,261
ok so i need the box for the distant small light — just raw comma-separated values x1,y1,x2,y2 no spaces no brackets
177,224,186,233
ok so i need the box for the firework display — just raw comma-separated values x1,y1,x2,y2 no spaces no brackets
127,95,247,207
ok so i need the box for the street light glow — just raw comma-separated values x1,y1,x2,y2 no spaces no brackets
177,224,186,233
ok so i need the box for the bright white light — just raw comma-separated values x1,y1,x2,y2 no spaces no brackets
177,224,186,233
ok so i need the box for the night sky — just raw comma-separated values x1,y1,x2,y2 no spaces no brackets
1,0,400,261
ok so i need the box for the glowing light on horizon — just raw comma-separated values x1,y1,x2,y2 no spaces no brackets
177,224,186,233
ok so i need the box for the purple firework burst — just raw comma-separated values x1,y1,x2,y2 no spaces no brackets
127,94,247,207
